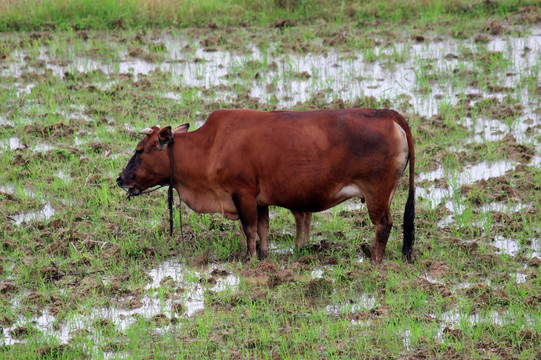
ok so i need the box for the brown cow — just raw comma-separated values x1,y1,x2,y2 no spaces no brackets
117,108,415,263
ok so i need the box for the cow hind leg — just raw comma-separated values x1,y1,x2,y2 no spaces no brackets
302,212,312,245
292,211,306,248
257,206,270,259
232,193,259,261
366,202,393,264
291,211,313,248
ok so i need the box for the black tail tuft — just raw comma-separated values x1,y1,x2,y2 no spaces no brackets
402,188,415,261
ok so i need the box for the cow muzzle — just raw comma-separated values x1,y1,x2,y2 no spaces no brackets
116,175,141,200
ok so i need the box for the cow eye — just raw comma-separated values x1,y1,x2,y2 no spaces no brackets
135,149,143,154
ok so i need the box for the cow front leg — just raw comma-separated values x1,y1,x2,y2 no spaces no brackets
257,206,269,259
232,193,259,261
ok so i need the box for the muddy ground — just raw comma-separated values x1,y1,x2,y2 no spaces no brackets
0,10,540,359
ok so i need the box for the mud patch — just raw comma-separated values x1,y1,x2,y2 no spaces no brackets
2,259,239,346
305,278,333,297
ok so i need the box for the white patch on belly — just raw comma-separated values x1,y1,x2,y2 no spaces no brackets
336,184,363,199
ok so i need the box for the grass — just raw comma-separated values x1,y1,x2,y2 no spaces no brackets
0,3,540,359
0,0,538,31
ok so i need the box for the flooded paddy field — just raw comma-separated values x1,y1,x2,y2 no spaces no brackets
1,13,540,360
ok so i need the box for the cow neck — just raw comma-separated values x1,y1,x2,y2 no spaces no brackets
168,134,183,240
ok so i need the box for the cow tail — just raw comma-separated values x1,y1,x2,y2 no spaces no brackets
393,112,415,261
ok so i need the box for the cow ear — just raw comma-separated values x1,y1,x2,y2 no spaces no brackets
158,126,173,145
173,123,189,133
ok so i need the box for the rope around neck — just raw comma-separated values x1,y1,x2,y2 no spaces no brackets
168,137,183,239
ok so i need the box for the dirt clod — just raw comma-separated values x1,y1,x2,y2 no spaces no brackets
160,275,176,288
40,265,64,281
0,282,16,294
527,257,540,267
443,327,463,340
268,269,294,288
10,326,29,338
484,19,503,35
210,268,229,276
305,278,333,297
130,299,143,310
273,19,297,28
427,261,450,277
153,314,170,326
172,303,185,314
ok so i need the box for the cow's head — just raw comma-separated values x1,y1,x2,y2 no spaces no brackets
116,124,189,198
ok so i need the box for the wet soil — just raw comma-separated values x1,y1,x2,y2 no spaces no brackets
1,15,540,358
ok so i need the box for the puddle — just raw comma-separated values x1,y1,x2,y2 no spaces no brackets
268,242,293,255
0,116,15,126
452,281,474,291
402,329,412,351
56,170,72,182
311,268,325,279
159,91,182,101
480,201,532,213
326,293,377,316
33,143,54,153
0,24,539,358
491,235,520,256
0,184,36,198
461,116,536,143
0,137,54,154
439,308,505,327
431,306,538,346
419,160,517,184
513,273,527,284
0,137,25,151
1,28,539,129
487,236,540,259
2,260,239,346
74,136,85,146
531,238,540,258
418,160,520,212
420,274,445,285
16,83,35,97
10,202,55,226
433,308,506,342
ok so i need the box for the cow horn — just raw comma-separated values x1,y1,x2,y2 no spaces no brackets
139,128,153,135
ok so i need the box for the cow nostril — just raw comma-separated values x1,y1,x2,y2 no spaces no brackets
116,175,122,184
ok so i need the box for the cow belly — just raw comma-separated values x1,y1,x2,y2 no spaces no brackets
258,183,363,212
178,186,239,220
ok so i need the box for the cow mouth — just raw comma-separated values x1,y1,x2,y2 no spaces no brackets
117,182,142,200
116,175,141,199
126,186,142,199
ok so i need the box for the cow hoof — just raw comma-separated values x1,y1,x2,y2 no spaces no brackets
403,253,413,263
243,254,257,263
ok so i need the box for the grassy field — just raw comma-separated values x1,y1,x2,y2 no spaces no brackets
1,1,540,359
0,0,540,31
